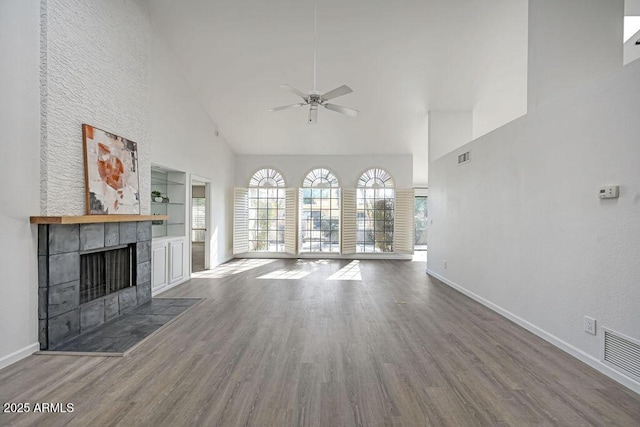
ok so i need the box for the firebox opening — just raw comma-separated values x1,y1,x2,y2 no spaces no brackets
80,244,137,304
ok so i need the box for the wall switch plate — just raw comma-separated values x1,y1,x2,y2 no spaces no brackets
598,185,619,199
584,316,596,335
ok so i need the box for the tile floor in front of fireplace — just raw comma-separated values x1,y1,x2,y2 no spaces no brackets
41,298,202,355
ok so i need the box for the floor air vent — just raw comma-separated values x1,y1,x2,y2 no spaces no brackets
602,328,640,382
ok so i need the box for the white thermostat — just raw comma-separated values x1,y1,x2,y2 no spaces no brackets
598,185,619,199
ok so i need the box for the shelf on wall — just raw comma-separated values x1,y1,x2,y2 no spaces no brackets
30,215,168,225
151,202,184,206
151,176,185,186
151,166,186,239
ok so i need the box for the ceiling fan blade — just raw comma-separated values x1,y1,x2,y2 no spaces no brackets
279,84,308,100
267,103,305,112
308,107,318,125
321,84,353,101
323,103,359,117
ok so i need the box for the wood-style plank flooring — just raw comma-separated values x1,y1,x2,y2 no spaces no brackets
1,258,639,426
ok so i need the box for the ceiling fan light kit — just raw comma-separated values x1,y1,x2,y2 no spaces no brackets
267,0,358,124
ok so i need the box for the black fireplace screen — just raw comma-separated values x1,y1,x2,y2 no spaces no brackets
80,244,136,304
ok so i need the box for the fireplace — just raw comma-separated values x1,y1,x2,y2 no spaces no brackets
37,221,152,350
80,244,136,304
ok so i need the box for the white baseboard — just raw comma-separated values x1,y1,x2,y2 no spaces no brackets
426,269,640,396
215,255,235,265
0,342,40,371
152,276,189,297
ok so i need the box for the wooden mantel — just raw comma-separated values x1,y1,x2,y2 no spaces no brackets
30,215,168,225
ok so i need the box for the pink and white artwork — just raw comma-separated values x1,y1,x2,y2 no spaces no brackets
83,124,140,214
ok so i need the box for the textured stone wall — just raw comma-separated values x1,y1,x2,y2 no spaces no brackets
40,0,151,215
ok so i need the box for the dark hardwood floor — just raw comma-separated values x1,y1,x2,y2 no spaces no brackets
1,258,639,426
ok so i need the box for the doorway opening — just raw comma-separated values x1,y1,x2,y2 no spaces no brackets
191,178,209,273
414,189,428,252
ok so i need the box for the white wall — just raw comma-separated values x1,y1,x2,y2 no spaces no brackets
623,30,640,64
471,0,528,139
150,30,235,264
624,1,640,64
428,59,640,393
527,0,624,110
428,111,473,162
0,0,42,369
626,0,640,15
235,154,413,189
41,0,152,215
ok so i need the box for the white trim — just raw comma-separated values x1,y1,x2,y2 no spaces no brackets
426,269,640,396
0,342,40,370
414,187,429,197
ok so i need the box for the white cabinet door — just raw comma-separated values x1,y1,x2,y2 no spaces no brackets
152,241,168,292
169,238,185,284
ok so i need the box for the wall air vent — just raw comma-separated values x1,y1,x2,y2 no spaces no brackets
458,151,470,165
602,328,640,382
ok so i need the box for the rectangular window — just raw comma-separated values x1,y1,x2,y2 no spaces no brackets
414,196,428,250
300,188,340,252
248,188,286,252
192,197,206,242
357,188,395,253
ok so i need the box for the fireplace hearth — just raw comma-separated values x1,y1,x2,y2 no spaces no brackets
37,221,152,350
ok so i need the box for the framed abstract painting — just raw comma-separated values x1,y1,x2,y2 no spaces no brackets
82,124,140,214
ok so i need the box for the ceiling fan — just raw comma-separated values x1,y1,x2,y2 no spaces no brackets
267,0,358,124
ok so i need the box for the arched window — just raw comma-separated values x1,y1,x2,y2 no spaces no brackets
300,168,340,252
248,168,286,252
357,168,395,252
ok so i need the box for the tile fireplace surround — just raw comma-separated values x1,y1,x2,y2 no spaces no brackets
36,221,153,350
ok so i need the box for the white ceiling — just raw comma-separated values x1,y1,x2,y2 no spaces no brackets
147,0,529,184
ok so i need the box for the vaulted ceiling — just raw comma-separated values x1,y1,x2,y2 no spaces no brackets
147,0,529,184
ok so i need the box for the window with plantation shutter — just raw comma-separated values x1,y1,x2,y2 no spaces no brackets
341,188,357,254
233,188,249,254
394,188,415,254
285,188,298,255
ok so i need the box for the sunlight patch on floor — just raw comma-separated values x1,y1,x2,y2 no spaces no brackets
326,260,362,281
192,259,276,279
257,269,311,280
412,251,427,262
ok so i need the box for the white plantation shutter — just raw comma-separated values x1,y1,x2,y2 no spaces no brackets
394,188,415,254
298,188,305,252
233,188,249,254
285,188,298,255
341,188,357,254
